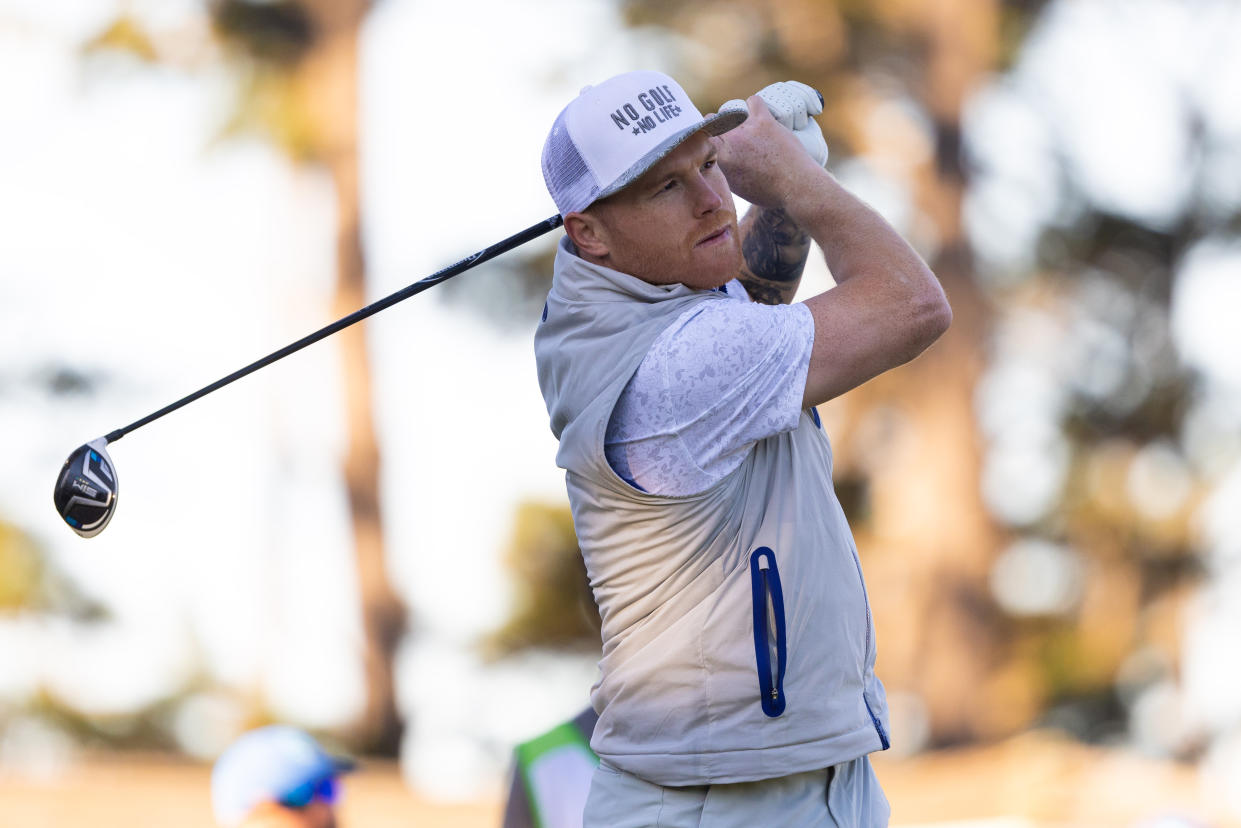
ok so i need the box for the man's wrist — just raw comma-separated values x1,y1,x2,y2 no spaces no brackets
777,165,843,230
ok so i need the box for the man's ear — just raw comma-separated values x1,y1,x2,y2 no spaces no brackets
564,210,611,260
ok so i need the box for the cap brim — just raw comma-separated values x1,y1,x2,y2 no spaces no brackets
594,108,748,205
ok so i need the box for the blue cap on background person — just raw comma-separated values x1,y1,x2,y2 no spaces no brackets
211,725,356,827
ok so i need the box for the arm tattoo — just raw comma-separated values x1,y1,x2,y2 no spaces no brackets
737,207,812,305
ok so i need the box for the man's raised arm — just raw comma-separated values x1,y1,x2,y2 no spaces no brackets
737,207,811,306
717,94,952,408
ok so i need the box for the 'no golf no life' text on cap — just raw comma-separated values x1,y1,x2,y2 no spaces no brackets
542,70,747,216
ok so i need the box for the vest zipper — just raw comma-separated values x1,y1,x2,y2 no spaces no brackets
760,565,777,700
749,547,787,718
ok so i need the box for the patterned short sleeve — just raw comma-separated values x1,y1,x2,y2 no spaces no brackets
605,284,815,496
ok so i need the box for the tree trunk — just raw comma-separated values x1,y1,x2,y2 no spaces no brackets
840,0,1013,745
297,0,406,756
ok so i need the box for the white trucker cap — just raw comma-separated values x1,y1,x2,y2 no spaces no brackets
541,70,748,216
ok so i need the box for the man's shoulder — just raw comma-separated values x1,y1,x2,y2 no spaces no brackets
648,287,810,370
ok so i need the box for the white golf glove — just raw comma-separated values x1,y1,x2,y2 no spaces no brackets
720,80,829,167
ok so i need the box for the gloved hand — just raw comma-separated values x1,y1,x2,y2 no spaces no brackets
719,81,828,167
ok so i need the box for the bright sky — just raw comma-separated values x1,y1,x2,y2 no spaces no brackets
2,0,1240,800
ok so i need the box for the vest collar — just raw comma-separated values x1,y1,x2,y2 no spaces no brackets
553,236,701,304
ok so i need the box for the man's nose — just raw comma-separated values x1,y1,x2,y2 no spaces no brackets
688,174,723,216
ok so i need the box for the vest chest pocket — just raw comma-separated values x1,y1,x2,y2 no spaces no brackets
749,547,787,718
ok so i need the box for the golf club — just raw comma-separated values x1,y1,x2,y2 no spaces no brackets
54,214,565,538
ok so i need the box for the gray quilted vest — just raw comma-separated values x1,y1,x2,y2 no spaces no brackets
534,238,890,785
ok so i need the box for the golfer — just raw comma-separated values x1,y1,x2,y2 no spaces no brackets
534,71,950,826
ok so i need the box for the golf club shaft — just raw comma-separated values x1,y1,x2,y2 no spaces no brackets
103,214,564,444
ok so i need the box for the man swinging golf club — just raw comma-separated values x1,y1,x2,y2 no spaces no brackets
534,71,951,826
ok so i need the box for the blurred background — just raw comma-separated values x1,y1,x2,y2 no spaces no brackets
2,0,1240,825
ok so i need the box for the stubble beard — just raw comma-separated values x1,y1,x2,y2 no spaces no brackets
688,215,742,289
633,214,742,289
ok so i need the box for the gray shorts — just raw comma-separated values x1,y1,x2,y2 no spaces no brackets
583,756,890,828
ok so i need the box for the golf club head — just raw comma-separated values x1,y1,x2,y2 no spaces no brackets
53,437,118,538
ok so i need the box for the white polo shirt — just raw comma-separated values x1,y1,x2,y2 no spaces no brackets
605,280,815,496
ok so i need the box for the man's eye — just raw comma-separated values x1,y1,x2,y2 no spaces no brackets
657,180,678,194
703,159,716,170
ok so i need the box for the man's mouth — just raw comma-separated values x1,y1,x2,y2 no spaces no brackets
695,226,732,247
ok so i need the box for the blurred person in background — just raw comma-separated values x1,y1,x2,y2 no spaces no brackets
503,706,600,828
211,725,354,828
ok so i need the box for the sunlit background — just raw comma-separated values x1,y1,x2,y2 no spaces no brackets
2,0,1240,825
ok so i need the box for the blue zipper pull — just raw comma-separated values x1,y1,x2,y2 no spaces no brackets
750,547,788,718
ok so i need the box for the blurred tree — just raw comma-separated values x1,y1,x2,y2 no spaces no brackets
963,1,1241,748
484,501,599,660
0,521,43,613
0,518,106,620
84,0,406,756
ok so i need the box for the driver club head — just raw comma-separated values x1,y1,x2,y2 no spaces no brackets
53,437,118,538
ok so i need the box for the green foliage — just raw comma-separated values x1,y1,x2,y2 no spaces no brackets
206,1,325,163
484,501,599,659
0,521,42,611
210,0,317,67
1037,625,1103,699
80,14,160,63
21,689,180,752
213,67,321,162
82,3,326,162
0,519,107,620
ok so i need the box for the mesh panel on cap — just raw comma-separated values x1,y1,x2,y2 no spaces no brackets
542,109,600,216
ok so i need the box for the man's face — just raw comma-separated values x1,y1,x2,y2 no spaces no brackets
585,131,741,290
